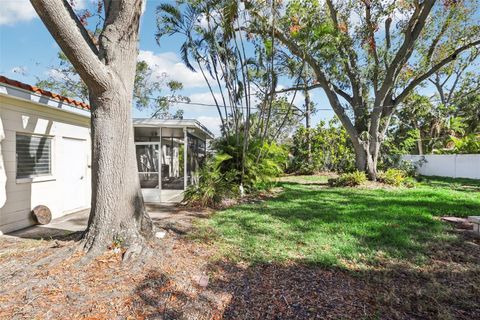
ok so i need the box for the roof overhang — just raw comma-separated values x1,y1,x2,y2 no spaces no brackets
133,118,214,139
0,81,90,119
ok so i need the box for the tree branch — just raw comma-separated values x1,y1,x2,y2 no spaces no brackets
363,0,380,93
275,82,352,104
325,0,361,105
395,39,480,105
376,0,435,106
30,0,110,90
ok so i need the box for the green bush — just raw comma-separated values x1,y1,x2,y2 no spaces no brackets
378,168,406,187
183,153,237,207
213,135,287,193
289,119,356,174
331,170,367,187
184,134,288,207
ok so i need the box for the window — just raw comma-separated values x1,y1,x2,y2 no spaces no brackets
16,133,52,179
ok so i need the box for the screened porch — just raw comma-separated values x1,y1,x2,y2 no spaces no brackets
133,119,213,203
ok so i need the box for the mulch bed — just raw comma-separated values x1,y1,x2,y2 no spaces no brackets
0,223,479,319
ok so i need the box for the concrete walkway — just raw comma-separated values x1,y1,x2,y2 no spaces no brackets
7,203,208,239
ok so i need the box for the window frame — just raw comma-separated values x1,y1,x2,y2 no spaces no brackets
15,132,55,183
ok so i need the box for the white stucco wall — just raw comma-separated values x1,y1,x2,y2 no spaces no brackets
401,154,480,180
0,94,91,233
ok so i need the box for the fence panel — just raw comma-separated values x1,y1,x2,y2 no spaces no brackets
401,154,480,180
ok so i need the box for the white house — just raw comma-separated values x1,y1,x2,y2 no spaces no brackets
0,76,213,234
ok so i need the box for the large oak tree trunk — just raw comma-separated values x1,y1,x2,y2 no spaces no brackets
83,90,154,254
30,0,155,257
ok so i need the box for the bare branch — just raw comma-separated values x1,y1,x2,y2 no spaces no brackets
275,82,352,104
376,0,435,105
395,39,480,105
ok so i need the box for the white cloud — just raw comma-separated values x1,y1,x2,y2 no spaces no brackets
46,68,66,80
0,0,37,25
0,0,87,26
197,116,222,137
138,50,207,89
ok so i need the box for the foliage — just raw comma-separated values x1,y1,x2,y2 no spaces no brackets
212,134,288,192
184,133,287,207
435,134,480,154
289,119,355,174
378,169,406,187
183,153,236,207
386,81,480,155
330,170,367,187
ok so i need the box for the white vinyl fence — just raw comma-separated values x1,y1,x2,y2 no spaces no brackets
401,154,480,180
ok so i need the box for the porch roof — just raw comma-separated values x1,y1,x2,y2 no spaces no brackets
132,118,214,139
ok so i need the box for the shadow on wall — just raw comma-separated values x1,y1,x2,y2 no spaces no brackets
0,113,54,233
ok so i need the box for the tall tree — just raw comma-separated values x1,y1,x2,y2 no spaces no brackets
249,0,480,179
157,0,299,191
30,0,154,258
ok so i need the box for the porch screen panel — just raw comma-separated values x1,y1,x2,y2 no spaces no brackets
136,144,159,189
16,133,52,178
161,128,184,190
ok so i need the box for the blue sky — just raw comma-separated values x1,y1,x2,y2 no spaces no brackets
0,0,336,137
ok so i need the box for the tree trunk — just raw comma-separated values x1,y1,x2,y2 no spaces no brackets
29,0,155,257
351,136,380,181
417,130,424,155
82,90,154,254
304,87,312,165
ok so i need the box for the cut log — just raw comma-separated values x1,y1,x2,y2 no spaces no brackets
32,205,52,225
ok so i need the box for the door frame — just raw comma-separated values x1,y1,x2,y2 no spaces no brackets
135,141,161,202
61,136,88,213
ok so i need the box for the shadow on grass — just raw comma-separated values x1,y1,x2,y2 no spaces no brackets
132,238,480,320
201,181,480,266
419,175,480,191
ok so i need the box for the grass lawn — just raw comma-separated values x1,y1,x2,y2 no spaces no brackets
195,175,480,268
191,175,480,318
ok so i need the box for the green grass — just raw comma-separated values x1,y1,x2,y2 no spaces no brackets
195,175,480,268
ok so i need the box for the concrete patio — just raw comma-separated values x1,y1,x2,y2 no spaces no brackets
5,203,208,239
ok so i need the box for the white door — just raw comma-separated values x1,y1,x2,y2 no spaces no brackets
62,137,87,212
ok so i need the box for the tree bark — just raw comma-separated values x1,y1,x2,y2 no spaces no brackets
304,82,312,165
31,0,154,257
83,90,154,254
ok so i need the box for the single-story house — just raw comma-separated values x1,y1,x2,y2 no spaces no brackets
0,76,213,234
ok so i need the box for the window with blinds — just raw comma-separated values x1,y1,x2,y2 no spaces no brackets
16,134,52,179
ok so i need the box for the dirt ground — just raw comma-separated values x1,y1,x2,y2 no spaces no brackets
1,208,479,319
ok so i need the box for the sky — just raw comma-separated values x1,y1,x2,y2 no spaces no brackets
0,0,336,137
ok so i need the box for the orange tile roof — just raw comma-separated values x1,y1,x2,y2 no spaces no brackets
0,75,90,111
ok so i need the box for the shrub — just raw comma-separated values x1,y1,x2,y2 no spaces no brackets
184,135,288,207
378,168,406,187
331,170,367,187
403,177,417,188
183,153,236,207
213,135,287,193
288,119,356,174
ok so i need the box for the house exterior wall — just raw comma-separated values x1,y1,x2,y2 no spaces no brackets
0,95,91,233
